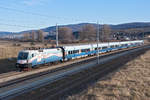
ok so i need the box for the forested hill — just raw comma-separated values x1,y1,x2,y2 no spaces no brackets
1,22,150,36
41,22,150,33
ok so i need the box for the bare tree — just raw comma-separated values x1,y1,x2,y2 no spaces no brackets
58,27,73,42
79,24,96,41
31,31,36,42
23,33,30,41
37,30,44,43
101,24,111,42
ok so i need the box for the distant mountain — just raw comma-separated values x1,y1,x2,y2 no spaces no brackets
0,32,12,36
41,22,150,33
111,22,150,29
1,22,150,38
41,23,96,32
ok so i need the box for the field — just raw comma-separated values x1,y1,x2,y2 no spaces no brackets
67,49,150,100
0,40,50,73
0,41,22,73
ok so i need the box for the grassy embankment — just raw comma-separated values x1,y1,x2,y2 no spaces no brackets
67,50,150,100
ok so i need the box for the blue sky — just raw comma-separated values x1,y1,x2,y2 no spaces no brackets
0,0,150,32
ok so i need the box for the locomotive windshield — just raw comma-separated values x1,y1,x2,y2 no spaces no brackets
18,52,29,60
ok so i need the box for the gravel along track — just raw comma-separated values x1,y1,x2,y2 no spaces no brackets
0,71,22,79
10,45,150,100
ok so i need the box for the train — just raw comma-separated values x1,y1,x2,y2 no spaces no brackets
16,40,144,69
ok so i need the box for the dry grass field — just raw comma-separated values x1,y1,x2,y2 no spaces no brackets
0,46,22,73
0,40,56,73
0,40,31,73
67,50,150,100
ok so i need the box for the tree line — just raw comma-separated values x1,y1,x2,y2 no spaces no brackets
24,24,147,44
23,30,44,42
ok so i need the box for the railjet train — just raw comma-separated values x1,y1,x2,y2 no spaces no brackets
16,40,144,69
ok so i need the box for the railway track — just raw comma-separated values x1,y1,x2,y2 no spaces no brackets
0,45,149,100
12,44,150,100
0,45,140,87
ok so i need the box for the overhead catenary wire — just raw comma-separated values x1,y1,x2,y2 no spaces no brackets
0,22,36,29
0,6,83,22
0,17,52,29
0,5,97,32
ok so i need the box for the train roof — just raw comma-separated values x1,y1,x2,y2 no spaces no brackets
19,40,144,52
63,40,144,51
20,48,61,53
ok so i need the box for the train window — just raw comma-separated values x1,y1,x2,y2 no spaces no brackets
73,50,79,54
68,51,70,54
70,51,73,54
68,51,72,54
81,49,90,52
102,47,107,49
110,46,114,48
73,50,75,54
18,52,28,60
39,49,43,52
81,49,86,52
32,54,34,57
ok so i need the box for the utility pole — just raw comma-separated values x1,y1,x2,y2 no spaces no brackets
56,23,58,46
97,21,100,64
143,32,144,40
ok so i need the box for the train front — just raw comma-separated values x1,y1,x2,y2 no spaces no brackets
16,51,31,69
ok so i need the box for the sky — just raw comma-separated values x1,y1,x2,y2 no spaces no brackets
0,0,150,32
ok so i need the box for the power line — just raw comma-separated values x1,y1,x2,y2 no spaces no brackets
0,22,36,28
0,6,81,22
0,5,97,31
0,17,50,27
0,6,49,18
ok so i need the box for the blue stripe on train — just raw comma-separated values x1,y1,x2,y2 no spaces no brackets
31,56,63,67
31,44,139,66
65,47,117,59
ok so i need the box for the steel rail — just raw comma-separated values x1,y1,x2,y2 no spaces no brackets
0,45,149,100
